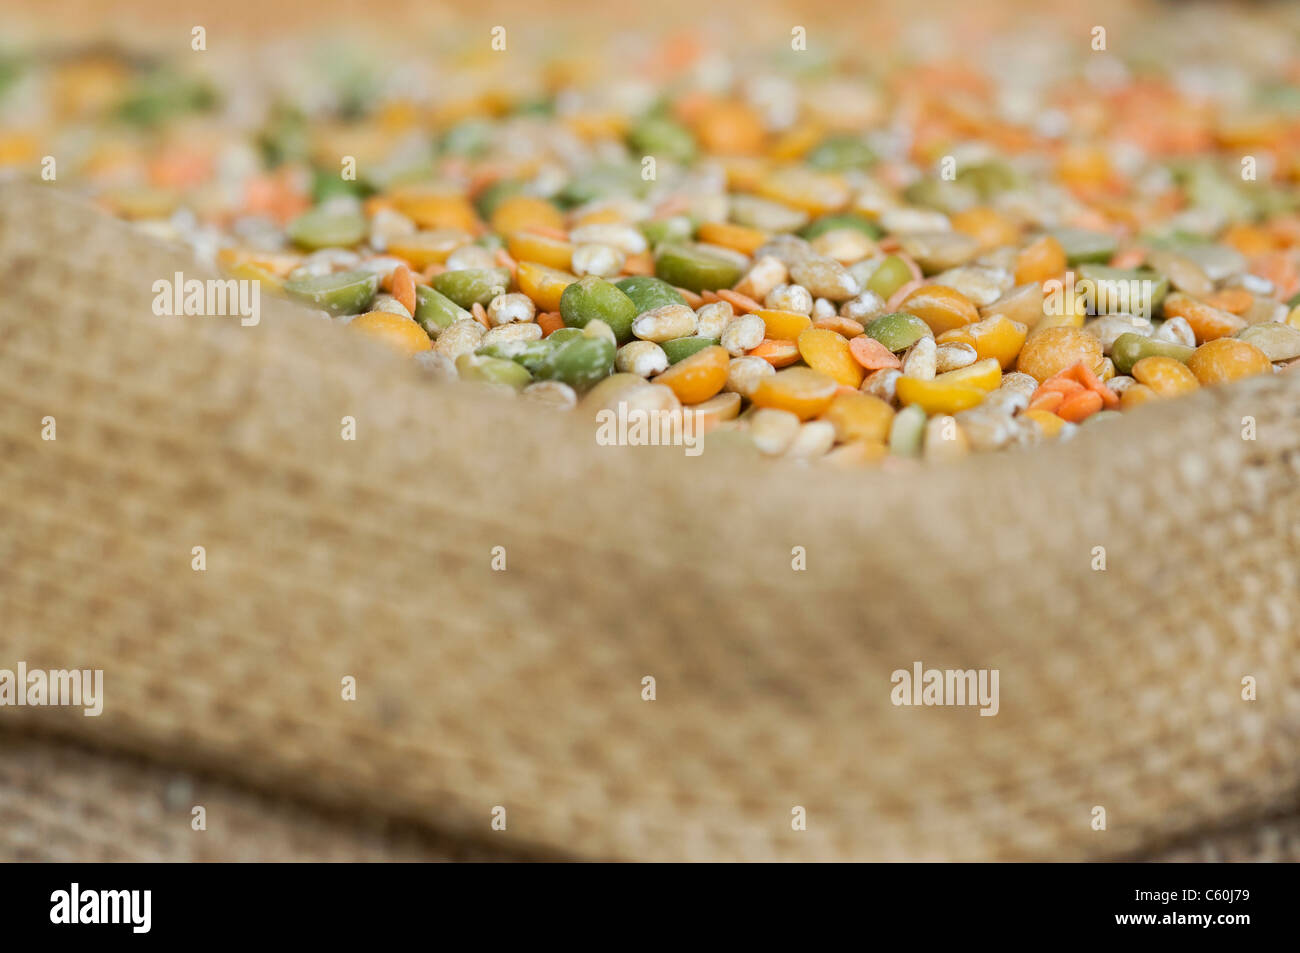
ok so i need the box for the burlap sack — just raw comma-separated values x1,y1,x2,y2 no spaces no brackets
2,181,1298,861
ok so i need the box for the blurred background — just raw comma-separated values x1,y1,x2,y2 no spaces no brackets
3,0,1300,246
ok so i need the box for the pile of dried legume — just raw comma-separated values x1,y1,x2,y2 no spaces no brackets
8,23,1300,464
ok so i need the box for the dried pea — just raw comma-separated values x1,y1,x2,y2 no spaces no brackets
560,276,639,343
864,255,913,301
285,269,379,316
898,284,980,335
1076,265,1168,317
1131,356,1199,397
414,283,472,334
1049,227,1117,265
863,312,932,352
755,308,813,341
823,391,894,444
533,326,617,392
432,267,512,309
1185,338,1272,385
1110,332,1195,376
517,261,577,312
750,366,839,420
800,213,882,241
614,275,687,312
895,376,987,415
287,207,367,250
653,345,730,404
639,218,694,248
547,326,584,344
654,243,745,293
477,337,557,373
348,311,432,356
455,352,533,391
797,327,865,388
661,336,721,364
628,116,696,164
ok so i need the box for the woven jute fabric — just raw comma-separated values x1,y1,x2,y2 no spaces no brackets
1,182,1298,862
6,729,1298,864
0,728,539,862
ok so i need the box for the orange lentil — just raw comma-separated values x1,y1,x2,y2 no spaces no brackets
391,264,417,316
622,251,654,276
1249,252,1299,301
1161,292,1244,343
716,288,764,313
1199,287,1253,315
653,195,692,218
1066,360,1120,408
1108,248,1147,269
1221,223,1275,257
674,287,704,308
1027,391,1065,414
812,316,865,338
849,334,903,371
1035,376,1085,397
537,312,565,337
1056,388,1104,422
750,338,801,368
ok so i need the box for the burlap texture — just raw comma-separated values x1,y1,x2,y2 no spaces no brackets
1,182,1297,861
